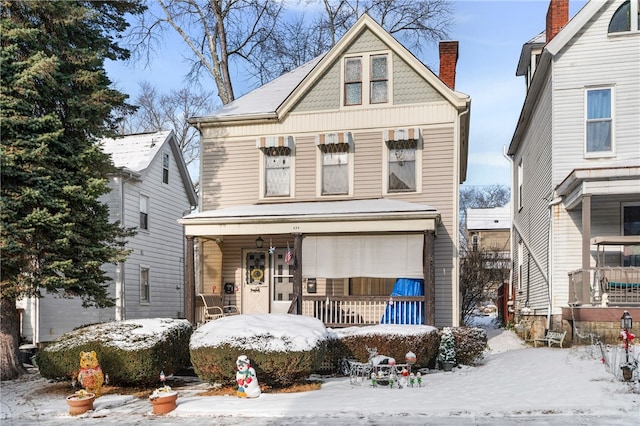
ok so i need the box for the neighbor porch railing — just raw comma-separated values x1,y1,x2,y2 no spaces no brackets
300,296,425,327
568,267,640,306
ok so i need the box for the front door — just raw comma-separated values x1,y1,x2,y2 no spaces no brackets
242,250,269,314
271,248,294,313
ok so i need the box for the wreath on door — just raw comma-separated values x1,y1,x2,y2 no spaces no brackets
250,268,264,282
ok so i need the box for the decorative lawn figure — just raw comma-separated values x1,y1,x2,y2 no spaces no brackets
77,351,104,397
236,355,261,398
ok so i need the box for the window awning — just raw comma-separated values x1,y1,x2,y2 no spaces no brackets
315,131,353,146
256,135,294,149
385,128,421,142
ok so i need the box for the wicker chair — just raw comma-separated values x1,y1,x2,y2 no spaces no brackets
199,294,240,322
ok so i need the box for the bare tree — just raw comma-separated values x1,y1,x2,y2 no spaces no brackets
131,0,453,104
460,246,511,325
121,81,215,174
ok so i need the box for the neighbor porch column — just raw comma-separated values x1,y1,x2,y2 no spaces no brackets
293,233,303,314
424,230,436,325
185,235,196,323
581,194,591,299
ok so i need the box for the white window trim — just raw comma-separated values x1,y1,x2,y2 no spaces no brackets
584,86,616,158
140,264,150,304
607,0,639,35
258,146,295,200
341,50,393,110
517,160,523,211
162,152,170,185
381,131,422,195
315,143,354,198
139,193,150,232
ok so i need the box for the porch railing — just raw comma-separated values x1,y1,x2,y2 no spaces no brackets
301,296,425,327
568,267,640,306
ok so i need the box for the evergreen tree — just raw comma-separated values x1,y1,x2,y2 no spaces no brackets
438,327,457,367
0,0,144,380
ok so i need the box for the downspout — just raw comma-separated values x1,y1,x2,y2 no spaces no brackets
454,106,470,327
547,196,562,331
503,146,515,306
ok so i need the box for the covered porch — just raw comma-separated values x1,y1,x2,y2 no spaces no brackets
180,199,440,327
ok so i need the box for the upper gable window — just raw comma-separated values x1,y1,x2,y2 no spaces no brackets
162,152,170,184
608,0,640,33
370,55,388,103
344,57,362,105
585,87,614,155
139,194,149,231
344,53,390,107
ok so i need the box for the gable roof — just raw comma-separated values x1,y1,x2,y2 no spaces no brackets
190,14,469,126
101,130,197,206
508,0,608,155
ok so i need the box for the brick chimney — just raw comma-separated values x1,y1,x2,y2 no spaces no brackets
439,41,459,90
546,0,569,43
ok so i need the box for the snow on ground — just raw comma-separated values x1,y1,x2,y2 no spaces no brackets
2,314,639,425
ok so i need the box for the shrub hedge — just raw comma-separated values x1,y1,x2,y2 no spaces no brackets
36,318,192,386
451,326,488,366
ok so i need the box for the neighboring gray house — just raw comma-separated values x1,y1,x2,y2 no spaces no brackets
508,0,640,343
180,14,471,327
19,131,197,344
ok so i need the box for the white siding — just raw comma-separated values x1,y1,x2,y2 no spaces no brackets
552,0,640,185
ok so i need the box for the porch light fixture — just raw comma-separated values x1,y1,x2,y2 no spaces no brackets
255,236,264,249
621,310,632,330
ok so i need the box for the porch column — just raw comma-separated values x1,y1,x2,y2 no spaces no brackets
185,235,196,323
424,230,436,325
293,233,303,314
582,194,591,298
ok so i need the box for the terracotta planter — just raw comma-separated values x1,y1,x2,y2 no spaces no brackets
149,391,178,415
66,392,96,415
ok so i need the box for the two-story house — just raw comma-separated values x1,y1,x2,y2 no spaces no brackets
466,203,512,323
508,0,640,343
18,130,197,344
181,14,471,327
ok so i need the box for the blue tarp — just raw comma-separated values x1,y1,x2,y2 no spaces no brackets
380,278,425,324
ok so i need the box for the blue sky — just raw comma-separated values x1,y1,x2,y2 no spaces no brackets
106,0,588,188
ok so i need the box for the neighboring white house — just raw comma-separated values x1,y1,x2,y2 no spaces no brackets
19,131,197,344
507,0,640,343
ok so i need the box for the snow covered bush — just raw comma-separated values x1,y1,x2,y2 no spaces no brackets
190,314,329,388
452,326,487,366
331,324,439,369
37,319,192,386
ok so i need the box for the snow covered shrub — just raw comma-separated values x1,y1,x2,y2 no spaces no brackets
438,327,457,367
331,325,439,369
190,314,329,388
451,326,487,365
37,319,192,386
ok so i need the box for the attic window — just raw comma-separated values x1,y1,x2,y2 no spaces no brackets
344,57,362,105
162,152,169,184
608,0,640,33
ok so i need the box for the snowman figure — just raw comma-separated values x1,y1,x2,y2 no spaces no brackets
236,355,261,398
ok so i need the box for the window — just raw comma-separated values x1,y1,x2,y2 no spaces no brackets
623,204,640,266
370,55,388,104
472,234,479,252
388,139,417,192
320,143,349,195
162,152,169,184
517,160,523,210
140,266,150,303
139,195,149,230
586,88,613,154
264,146,290,197
608,0,640,33
517,241,524,292
344,57,362,105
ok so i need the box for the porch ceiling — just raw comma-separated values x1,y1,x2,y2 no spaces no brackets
179,199,440,237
